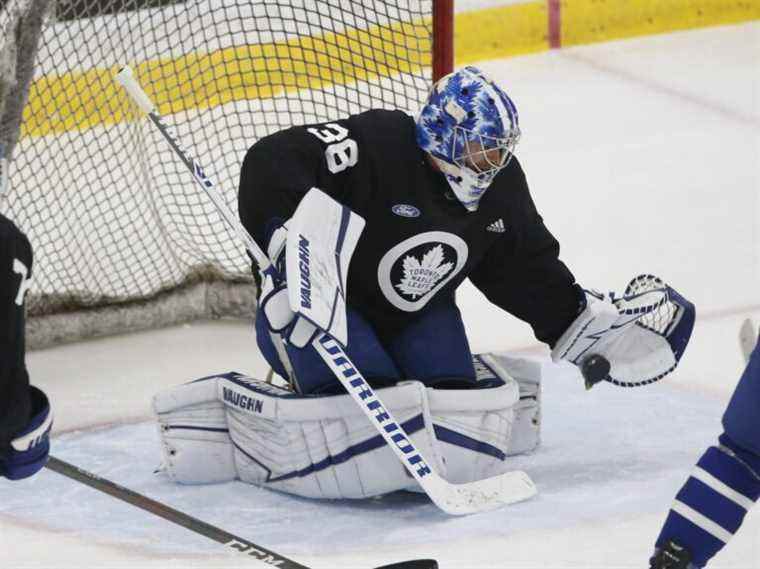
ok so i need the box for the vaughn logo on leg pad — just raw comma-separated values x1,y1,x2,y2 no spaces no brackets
297,234,312,309
222,387,264,414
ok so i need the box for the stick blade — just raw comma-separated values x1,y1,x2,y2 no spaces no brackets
426,470,537,515
375,560,438,569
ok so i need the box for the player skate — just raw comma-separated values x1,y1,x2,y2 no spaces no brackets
650,539,694,568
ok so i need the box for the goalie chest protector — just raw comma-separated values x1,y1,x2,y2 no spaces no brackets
239,109,579,344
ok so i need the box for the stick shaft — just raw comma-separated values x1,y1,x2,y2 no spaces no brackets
45,456,310,568
146,111,265,264
115,66,268,269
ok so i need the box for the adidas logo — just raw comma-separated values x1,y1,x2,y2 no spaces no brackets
486,219,506,233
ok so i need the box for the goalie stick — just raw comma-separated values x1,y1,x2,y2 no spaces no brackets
45,456,436,569
115,65,537,515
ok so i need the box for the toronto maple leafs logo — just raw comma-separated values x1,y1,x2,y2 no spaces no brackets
395,244,454,299
378,232,469,312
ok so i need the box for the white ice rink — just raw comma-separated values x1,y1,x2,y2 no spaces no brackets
2,21,760,569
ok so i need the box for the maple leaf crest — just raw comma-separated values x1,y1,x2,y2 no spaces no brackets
395,244,454,299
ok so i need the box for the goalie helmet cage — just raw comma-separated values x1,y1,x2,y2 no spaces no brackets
0,0,454,348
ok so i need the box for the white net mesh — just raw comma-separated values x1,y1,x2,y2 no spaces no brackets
0,0,437,346
624,274,679,338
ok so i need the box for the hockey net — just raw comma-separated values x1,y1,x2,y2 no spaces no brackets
0,0,452,348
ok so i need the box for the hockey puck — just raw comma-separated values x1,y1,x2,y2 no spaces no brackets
581,355,610,389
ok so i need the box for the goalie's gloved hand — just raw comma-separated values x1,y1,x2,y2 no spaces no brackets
0,386,53,480
551,275,695,387
551,286,662,365
258,223,317,349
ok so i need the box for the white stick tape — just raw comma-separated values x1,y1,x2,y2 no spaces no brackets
115,66,156,114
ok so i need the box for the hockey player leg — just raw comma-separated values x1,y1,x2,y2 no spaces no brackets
0,214,52,481
651,342,760,568
723,332,760,457
257,304,401,394
388,300,477,389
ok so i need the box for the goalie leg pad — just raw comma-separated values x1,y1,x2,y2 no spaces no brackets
229,374,523,498
229,379,443,499
154,373,444,498
477,353,543,456
153,376,237,484
426,364,519,485
153,362,533,499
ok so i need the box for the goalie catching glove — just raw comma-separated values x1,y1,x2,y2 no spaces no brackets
552,274,694,387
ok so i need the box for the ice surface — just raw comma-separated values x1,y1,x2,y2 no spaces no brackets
1,21,759,569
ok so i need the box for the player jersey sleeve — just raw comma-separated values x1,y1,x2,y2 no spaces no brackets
238,120,357,253
469,182,583,347
0,215,33,448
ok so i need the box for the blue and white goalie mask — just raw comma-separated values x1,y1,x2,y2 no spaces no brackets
416,66,521,211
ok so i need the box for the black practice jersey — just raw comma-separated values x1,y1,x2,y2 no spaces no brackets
239,109,582,346
0,213,32,448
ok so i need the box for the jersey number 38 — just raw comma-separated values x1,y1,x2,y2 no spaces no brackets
307,123,358,174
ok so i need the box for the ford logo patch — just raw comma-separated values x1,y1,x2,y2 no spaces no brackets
392,204,420,218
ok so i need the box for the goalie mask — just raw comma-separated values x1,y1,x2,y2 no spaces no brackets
416,66,521,212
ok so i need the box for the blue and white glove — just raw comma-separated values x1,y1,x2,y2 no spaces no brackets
258,223,318,349
552,274,694,387
1,386,53,480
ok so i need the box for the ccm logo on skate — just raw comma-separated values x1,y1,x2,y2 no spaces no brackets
222,387,264,414
318,336,433,479
297,234,312,309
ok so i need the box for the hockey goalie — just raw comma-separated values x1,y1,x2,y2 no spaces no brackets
152,67,695,503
